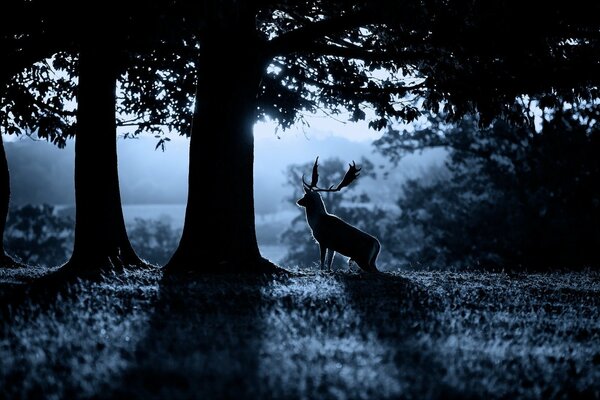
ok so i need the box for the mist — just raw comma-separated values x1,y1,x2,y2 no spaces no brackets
3,120,444,265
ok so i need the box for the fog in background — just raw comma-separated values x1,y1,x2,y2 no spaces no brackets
3,117,443,263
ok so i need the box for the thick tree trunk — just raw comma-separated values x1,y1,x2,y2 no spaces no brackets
0,134,24,268
0,134,10,257
166,3,278,273
63,39,143,273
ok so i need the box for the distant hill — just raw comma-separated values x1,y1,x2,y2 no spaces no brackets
3,133,444,215
5,138,75,206
4,136,189,206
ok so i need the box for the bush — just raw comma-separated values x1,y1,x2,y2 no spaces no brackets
4,205,182,267
377,107,600,270
4,204,74,267
127,216,181,266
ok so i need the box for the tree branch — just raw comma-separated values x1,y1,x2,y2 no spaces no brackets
28,95,76,118
273,59,427,97
267,12,373,57
288,41,429,64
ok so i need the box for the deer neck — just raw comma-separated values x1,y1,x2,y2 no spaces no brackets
306,196,328,229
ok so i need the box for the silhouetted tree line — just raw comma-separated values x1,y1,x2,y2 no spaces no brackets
4,205,180,267
283,105,600,270
1,1,599,276
385,107,600,270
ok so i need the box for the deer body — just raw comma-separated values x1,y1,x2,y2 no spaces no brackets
298,192,380,272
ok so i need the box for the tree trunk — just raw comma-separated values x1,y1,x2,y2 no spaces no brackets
166,3,278,273
0,134,24,268
0,134,10,257
63,38,143,273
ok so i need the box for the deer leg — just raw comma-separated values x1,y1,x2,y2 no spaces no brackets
319,245,327,271
325,249,335,272
368,241,381,272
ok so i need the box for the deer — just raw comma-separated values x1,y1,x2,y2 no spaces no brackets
296,157,381,273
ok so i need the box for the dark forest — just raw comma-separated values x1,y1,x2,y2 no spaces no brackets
1,1,599,398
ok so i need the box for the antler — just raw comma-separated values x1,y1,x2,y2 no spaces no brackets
302,157,361,193
334,161,361,191
302,156,320,190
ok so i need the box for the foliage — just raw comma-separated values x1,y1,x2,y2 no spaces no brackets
3,1,599,143
3,205,182,267
256,0,600,130
127,216,181,266
377,106,600,270
0,54,77,146
1,2,599,269
4,204,73,267
0,3,197,145
280,157,394,269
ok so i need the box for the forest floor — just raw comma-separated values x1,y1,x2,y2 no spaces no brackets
0,267,599,399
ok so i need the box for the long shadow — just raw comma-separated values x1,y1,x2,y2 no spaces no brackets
337,271,459,399
0,266,84,320
101,271,275,399
0,266,167,399
0,264,140,321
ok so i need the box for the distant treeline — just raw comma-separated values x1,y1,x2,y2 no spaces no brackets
282,108,600,271
7,108,599,271
4,205,180,267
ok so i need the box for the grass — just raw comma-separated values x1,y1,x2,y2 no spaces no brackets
0,267,599,399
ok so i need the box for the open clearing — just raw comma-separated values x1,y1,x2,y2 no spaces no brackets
1,268,599,399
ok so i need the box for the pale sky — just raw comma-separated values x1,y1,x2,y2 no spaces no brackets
254,113,384,143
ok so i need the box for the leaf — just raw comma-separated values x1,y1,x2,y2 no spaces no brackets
155,138,165,151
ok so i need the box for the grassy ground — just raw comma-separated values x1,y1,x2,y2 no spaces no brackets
0,267,599,399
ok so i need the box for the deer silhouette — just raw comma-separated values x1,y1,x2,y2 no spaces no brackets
296,157,380,272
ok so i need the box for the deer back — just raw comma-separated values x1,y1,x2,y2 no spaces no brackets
313,214,378,259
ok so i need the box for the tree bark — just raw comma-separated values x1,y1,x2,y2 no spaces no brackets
63,38,143,274
0,134,25,268
0,69,25,268
166,3,278,273
0,134,10,257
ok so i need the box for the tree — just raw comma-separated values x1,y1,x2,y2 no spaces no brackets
0,1,75,268
1,4,196,275
4,1,599,273
128,217,181,266
0,7,140,274
64,7,200,273
376,106,600,270
4,204,73,267
165,0,600,273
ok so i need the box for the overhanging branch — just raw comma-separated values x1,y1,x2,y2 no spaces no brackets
267,11,374,57
290,41,429,64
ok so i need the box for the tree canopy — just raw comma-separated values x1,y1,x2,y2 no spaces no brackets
255,0,600,129
4,1,599,142
375,105,600,269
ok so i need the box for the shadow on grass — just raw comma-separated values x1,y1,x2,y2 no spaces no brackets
0,268,160,399
0,266,81,321
337,271,459,399
101,271,274,399
0,264,148,321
